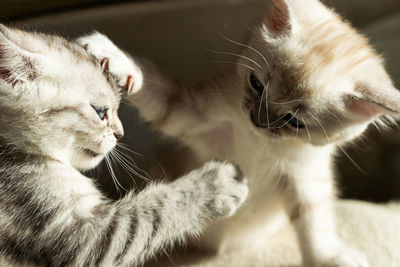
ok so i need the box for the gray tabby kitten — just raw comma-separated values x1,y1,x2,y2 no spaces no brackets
0,24,248,266
79,0,400,266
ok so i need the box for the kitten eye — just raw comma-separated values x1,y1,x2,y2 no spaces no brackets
249,73,265,93
282,113,305,129
92,105,107,120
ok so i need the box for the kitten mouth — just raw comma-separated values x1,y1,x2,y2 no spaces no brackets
249,112,281,137
250,111,268,129
82,148,101,157
244,97,281,136
245,97,272,129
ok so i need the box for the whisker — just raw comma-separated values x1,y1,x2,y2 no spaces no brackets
328,111,359,141
117,143,167,180
109,149,138,188
337,144,368,175
116,142,138,153
269,99,303,105
265,81,270,127
113,148,151,183
257,86,266,126
115,151,151,182
108,151,133,188
307,112,368,175
303,121,312,143
204,47,263,69
219,33,270,70
142,77,164,87
327,111,345,129
273,173,286,195
113,148,138,168
211,60,255,71
268,112,291,126
105,154,128,194
275,109,299,129
307,112,329,142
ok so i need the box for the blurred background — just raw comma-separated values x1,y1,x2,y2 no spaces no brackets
2,0,400,202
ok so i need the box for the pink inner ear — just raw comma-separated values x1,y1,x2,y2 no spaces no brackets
264,0,291,34
346,82,400,122
0,42,38,84
348,96,385,118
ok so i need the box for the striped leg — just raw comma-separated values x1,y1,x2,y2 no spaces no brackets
0,161,247,266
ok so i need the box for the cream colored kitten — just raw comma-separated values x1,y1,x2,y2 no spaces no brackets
79,0,400,266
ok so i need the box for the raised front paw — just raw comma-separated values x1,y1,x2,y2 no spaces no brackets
76,32,143,94
313,246,369,267
199,160,248,218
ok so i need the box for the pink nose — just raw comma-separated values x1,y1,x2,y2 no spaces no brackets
114,130,124,141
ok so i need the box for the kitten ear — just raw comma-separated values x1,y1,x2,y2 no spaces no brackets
100,58,109,73
346,82,400,122
263,0,291,35
0,24,39,86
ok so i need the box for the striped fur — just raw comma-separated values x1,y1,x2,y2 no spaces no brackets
0,25,248,266
0,143,247,266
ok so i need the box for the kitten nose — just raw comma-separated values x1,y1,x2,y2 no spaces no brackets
113,130,124,141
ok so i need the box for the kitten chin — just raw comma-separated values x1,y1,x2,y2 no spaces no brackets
82,148,102,158
70,149,107,171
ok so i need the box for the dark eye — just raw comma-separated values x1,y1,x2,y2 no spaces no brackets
92,105,107,120
249,73,264,93
282,113,305,129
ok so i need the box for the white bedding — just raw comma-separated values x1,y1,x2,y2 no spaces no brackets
148,200,400,267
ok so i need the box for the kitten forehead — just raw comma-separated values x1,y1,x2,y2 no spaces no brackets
293,18,378,81
33,57,121,108
256,2,381,96
257,15,381,99
8,26,121,97
39,39,121,101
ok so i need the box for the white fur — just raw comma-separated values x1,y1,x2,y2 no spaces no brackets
76,32,143,94
77,1,400,265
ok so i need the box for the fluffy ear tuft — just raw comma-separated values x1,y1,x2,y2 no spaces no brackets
0,24,39,86
346,82,400,122
263,0,291,35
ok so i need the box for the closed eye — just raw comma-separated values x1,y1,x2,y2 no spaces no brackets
282,113,305,129
91,105,107,120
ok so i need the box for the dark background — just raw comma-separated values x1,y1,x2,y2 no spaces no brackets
2,0,400,203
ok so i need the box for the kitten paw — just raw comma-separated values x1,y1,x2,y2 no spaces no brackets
200,160,248,218
313,246,369,267
76,33,143,94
